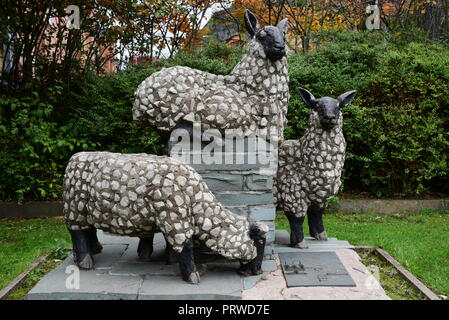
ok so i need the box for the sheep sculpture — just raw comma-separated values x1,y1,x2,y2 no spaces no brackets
63,152,268,284
274,88,356,249
132,10,289,144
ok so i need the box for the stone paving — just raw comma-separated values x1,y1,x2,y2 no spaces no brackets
27,230,389,300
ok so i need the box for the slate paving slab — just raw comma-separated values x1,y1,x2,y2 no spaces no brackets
27,257,142,300
138,272,243,300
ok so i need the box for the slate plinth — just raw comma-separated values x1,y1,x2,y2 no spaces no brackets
27,231,276,300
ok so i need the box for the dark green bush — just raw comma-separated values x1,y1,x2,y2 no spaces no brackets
1,33,448,201
287,31,449,196
0,91,96,202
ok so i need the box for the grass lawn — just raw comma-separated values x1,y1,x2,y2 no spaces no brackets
0,217,70,291
276,210,449,297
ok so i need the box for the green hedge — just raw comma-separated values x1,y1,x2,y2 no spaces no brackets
286,31,449,196
1,32,448,202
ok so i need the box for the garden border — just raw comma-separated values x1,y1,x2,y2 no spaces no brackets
353,246,441,300
1,199,448,218
0,253,50,300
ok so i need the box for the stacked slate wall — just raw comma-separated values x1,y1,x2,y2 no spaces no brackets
170,137,277,256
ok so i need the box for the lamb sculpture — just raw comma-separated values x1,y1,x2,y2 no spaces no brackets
274,88,356,248
63,152,268,284
132,10,290,143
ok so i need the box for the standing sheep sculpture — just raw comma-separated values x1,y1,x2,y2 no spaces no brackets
63,152,268,284
132,10,289,143
274,88,356,249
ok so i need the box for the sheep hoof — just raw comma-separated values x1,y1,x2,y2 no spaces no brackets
188,271,201,284
314,231,328,241
91,242,103,254
291,240,308,249
77,253,94,270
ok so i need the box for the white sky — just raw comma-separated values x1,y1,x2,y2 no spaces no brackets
118,2,230,65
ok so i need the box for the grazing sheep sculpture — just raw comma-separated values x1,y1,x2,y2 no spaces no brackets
132,10,289,143
63,152,268,284
274,88,356,248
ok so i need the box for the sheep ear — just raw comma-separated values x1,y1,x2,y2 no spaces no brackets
337,90,357,108
277,18,289,34
244,10,260,37
298,87,317,109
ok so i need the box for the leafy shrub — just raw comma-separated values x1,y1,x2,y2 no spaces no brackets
0,90,99,202
0,40,243,202
1,33,448,201
287,31,449,196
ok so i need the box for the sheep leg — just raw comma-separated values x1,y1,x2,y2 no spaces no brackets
285,212,308,249
69,228,94,270
87,228,103,254
179,239,200,284
137,235,154,262
164,236,179,265
307,206,328,241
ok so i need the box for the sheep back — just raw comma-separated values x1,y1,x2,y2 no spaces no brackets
132,66,254,133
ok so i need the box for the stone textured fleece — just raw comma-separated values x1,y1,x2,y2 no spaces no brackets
274,112,346,217
132,39,289,143
63,151,266,261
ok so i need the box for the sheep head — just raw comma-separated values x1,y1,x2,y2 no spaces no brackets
299,88,357,130
244,10,288,62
